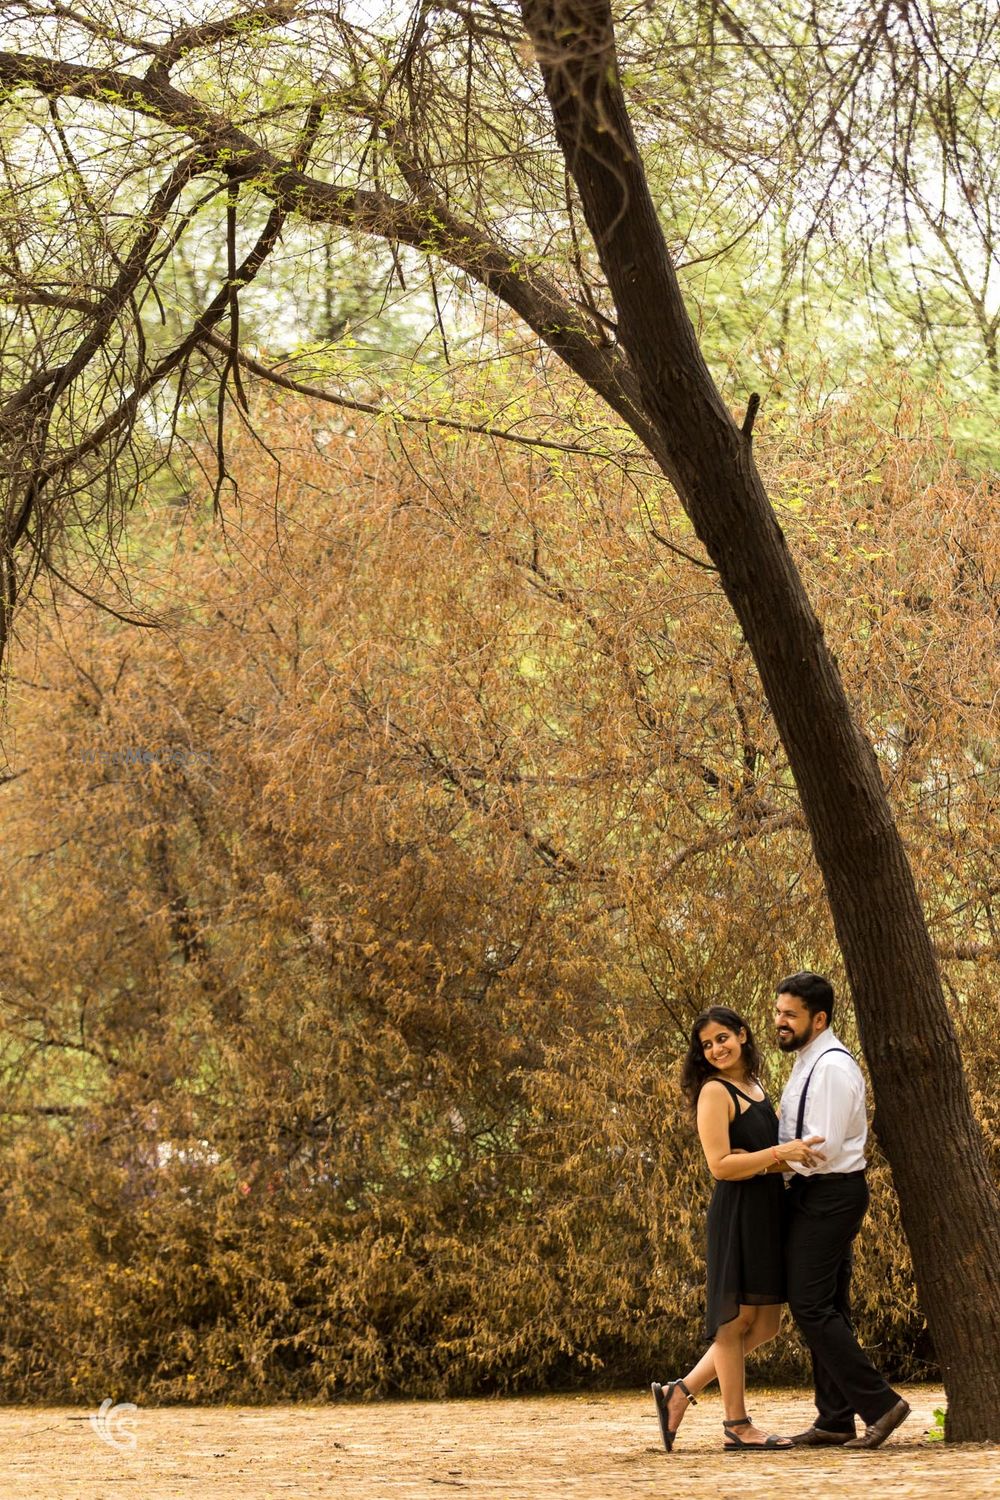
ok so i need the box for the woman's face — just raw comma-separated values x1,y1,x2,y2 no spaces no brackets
698,1020,747,1075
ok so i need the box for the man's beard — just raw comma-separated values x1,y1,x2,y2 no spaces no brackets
776,1024,813,1052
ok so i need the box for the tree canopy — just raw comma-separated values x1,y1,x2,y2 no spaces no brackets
1,1,998,658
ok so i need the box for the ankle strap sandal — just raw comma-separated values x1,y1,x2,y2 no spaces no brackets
723,1416,793,1452
651,1378,697,1453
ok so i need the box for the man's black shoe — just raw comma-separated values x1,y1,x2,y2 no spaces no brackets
788,1425,856,1446
843,1399,911,1449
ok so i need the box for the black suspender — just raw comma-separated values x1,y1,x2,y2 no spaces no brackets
795,1047,854,1138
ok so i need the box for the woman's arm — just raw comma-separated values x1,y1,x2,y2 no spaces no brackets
696,1083,825,1180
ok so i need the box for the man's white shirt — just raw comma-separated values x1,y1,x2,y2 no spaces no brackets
778,1029,867,1175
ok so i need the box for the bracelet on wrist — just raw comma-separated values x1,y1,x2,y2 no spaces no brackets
771,1147,782,1166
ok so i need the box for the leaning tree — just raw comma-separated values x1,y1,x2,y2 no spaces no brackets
1,0,998,1437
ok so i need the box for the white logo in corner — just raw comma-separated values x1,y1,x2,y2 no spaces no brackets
89,1398,139,1451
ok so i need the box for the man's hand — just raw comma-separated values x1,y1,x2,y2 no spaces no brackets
777,1134,827,1168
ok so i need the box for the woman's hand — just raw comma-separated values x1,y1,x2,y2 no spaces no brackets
775,1134,826,1168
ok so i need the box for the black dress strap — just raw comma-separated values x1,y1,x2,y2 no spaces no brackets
795,1048,854,1137
703,1078,758,1111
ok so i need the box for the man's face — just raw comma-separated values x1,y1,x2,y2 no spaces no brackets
775,991,824,1052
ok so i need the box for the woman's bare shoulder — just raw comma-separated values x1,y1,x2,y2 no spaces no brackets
697,1078,734,1116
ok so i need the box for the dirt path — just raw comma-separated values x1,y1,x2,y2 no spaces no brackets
0,1385,995,1499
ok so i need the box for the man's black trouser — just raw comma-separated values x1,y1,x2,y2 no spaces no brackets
785,1172,898,1430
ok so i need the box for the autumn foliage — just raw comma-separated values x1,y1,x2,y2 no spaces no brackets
0,377,995,1400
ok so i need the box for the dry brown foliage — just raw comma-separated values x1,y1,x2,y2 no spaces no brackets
0,378,995,1400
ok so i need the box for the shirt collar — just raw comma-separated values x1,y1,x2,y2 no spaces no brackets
791,1027,842,1069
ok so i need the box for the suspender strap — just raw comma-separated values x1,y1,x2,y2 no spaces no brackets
795,1048,854,1138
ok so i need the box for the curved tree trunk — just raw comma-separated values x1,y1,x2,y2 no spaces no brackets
521,0,1000,1441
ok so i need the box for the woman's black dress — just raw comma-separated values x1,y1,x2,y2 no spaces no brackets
703,1078,785,1341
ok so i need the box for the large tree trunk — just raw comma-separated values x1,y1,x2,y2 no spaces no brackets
521,0,1000,1441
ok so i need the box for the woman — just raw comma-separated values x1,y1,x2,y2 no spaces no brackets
651,1005,825,1453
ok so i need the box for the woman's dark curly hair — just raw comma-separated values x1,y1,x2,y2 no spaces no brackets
679,1005,762,1111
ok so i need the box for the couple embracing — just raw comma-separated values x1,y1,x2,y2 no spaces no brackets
651,971,911,1454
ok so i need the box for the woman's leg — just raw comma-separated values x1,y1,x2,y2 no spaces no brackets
714,1310,753,1426
677,1303,782,1396
667,1305,783,1440
745,1303,782,1352
664,1308,757,1433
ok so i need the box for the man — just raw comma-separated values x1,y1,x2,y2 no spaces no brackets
776,971,910,1450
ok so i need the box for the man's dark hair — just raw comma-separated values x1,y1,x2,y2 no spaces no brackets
777,970,835,1027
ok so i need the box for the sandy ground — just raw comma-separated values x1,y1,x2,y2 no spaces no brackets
0,1385,995,1500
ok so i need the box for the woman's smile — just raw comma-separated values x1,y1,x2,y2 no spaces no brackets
698,1022,747,1075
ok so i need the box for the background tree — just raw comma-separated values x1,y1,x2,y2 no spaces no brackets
1,0,998,1435
0,385,994,1399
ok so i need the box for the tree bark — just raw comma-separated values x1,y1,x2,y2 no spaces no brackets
520,0,1000,1441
